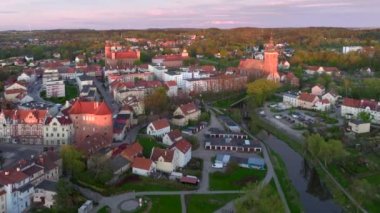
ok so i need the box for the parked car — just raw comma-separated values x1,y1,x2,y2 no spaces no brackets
291,114,299,118
212,162,224,169
275,115,282,119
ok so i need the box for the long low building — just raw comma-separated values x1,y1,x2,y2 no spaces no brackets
206,128,248,139
205,138,262,152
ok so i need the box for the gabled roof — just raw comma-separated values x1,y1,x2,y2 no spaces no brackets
165,80,177,87
342,98,361,108
132,157,154,171
45,115,72,125
166,129,182,142
298,93,318,103
75,134,111,156
121,142,143,160
172,139,192,154
0,168,28,185
69,100,112,115
150,119,170,131
150,148,174,162
179,103,199,115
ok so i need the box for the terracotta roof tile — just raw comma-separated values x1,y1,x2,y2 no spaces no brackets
172,139,192,154
132,157,154,171
151,119,170,130
150,148,174,162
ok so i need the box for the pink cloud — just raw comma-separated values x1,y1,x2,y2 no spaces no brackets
211,20,238,25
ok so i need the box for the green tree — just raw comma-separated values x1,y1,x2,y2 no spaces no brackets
144,87,170,114
60,145,85,177
230,108,242,124
246,79,279,106
54,179,75,211
235,183,285,213
358,111,373,123
87,154,113,183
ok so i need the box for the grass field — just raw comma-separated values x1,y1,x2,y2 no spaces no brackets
138,195,182,213
213,93,247,109
137,134,165,158
186,194,240,213
209,166,266,190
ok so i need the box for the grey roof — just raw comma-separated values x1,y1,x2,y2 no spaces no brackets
207,138,261,148
110,155,130,172
283,93,298,98
349,119,369,125
219,116,239,127
36,180,57,192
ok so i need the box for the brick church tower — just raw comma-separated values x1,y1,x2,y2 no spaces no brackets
263,36,280,82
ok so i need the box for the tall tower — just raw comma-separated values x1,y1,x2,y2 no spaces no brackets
263,36,280,81
105,41,112,59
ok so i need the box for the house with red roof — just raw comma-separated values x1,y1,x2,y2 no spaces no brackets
162,129,183,146
341,98,380,123
315,99,331,111
150,148,177,173
152,49,189,68
281,72,299,87
297,93,319,110
120,142,143,162
146,118,171,137
68,100,113,144
311,84,326,96
164,80,178,97
173,102,201,126
4,81,27,103
170,139,192,167
132,157,156,176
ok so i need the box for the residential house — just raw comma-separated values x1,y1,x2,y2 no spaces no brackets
120,142,143,162
322,92,339,105
311,84,326,96
150,148,177,173
314,99,331,112
282,93,298,107
165,81,178,97
341,98,380,124
171,139,192,168
76,75,94,92
281,72,299,87
4,81,27,103
33,180,57,208
304,66,341,76
146,119,170,138
162,129,182,146
132,157,156,177
0,168,34,213
44,114,74,146
173,103,200,126
109,155,131,176
297,93,319,110
348,120,370,134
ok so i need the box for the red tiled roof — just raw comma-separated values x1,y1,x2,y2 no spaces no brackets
180,176,198,184
173,139,192,154
121,142,143,161
4,88,26,95
153,54,184,61
298,93,318,103
151,119,170,130
166,129,182,142
201,65,216,72
22,165,44,176
45,115,72,125
165,81,177,87
114,51,139,60
132,157,154,171
179,103,198,115
0,169,28,185
69,100,112,115
150,148,174,162
342,98,361,108
321,99,330,104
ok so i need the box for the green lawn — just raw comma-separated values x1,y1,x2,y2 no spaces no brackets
270,150,302,213
41,84,78,104
186,194,240,213
209,166,266,190
146,195,182,213
137,134,165,158
115,173,197,192
97,206,110,213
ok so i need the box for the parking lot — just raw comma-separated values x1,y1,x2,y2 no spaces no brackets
0,143,49,168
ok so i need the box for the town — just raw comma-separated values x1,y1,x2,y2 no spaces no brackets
0,14,380,213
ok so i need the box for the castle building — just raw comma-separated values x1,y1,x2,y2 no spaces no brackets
68,100,113,144
238,37,280,82
105,41,140,67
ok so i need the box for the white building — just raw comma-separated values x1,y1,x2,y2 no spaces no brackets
163,71,183,89
171,139,192,168
282,93,298,107
146,119,171,138
0,110,12,143
162,129,182,146
131,157,156,177
45,80,65,98
42,69,60,88
164,81,178,97
341,98,380,124
342,46,363,54
44,115,74,146
33,180,57,208
148,64,167,81
76,75,94,92
0,169,34,213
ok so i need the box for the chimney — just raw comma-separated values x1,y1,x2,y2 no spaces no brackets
4,171,9,176
16,167,20,172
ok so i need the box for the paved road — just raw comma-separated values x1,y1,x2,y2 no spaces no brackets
93,78,119,115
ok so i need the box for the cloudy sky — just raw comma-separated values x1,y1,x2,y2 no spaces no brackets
0,0,379,30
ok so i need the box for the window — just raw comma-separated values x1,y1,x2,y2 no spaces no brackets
62,134,65,137
57,133,60,137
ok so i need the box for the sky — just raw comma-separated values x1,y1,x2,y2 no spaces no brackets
0,0,379,30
